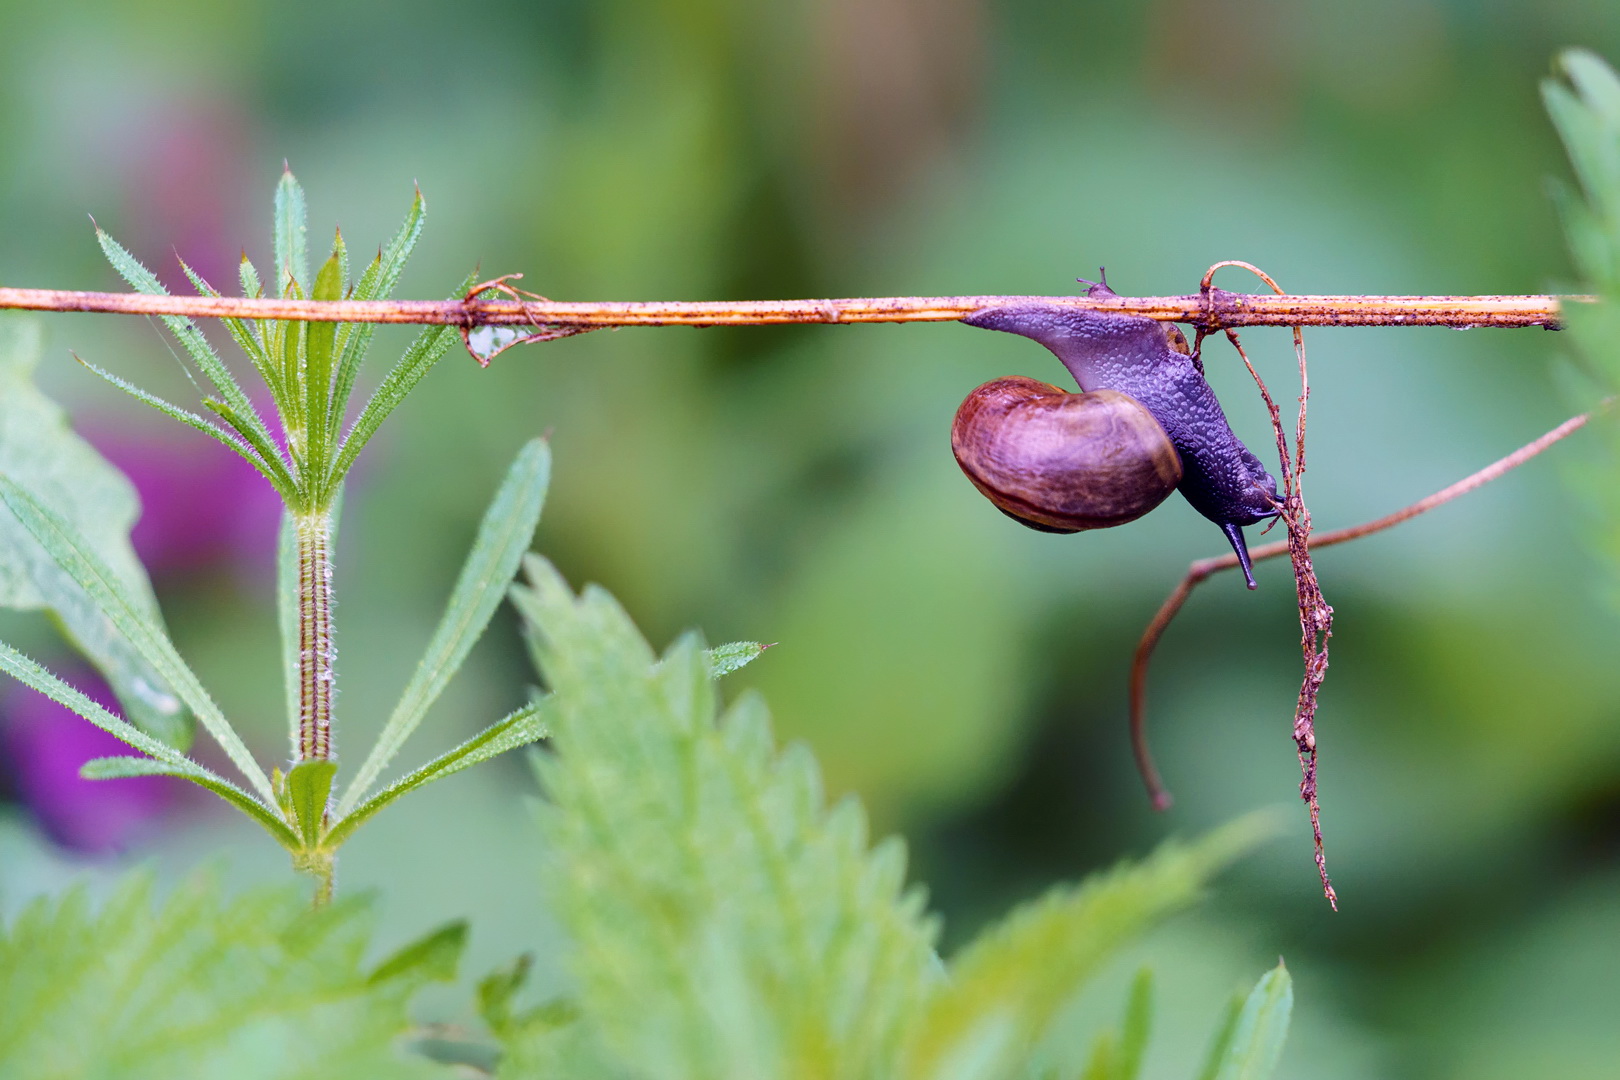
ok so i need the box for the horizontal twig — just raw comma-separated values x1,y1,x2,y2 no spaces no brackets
0,286,1584,330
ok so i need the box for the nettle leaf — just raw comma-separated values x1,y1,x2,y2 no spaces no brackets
0,872,461,1079
897,817,1272,1080
0,316,189,747
514,556,943,1080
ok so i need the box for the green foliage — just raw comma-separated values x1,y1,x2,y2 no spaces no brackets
1195,964,1293,1080
0,473,273,802
90,167,471,513
1545,50,1620,597
509,556,1274,1080
0,873,462,1079
898,818,1273,1080
0,174,563,868
0,317,189,747
340,438,553,814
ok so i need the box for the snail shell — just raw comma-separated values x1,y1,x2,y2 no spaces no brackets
952,376,1184,532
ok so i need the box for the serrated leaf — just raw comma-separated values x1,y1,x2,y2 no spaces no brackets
0,474,272,802
0,318,190,746
898,816,1275,1080
705,639,771,677
324,699,552,848
0,872,455,1079
1204,963,1292,1080
331,272,478,481
513,556,942,1080
330,187,426,432
287,759,337,848
179,258,284,417
274,166,309,297
339,439,550,815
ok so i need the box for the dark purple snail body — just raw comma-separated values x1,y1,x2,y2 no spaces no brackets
957,277,1279,587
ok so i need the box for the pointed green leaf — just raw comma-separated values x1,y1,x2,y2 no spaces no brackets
0,320,189,746
79,757,298,847
94,229,282,461
330,187,425,431
287,759,338,849
1205,963,1293,1080
898,816,1276,1080
367,920,467,986
1117,969,1153,1080
179,258,283,409
0,475,273,802
704,639,771,677
1194,994,1247,1080
75,352,293,499
274,165,309,296
339,439,550,813
325,699,551,848
0,639,293,847
331,271,478,481
305,241,345,484
278,510,300,753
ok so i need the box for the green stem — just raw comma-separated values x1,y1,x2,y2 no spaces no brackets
296,510,336,762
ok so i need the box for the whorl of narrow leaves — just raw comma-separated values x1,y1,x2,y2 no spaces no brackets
511,557,1271,1080
0,873,464,1080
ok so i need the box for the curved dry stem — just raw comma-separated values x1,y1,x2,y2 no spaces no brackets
1129,405,1599,878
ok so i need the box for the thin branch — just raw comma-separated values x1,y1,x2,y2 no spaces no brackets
1129,405,1598,813
0,285,1583,330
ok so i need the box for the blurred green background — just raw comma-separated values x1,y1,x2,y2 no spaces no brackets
2,1,1618,1076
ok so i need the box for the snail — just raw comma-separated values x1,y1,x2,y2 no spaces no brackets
954,274,1279,588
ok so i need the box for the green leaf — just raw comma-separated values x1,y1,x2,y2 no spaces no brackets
331,271,479,481
1193,994,1246,1080
339,439,550,814
94,228,282,464
0,638,293,847
78,756,297,848
179,257,283,413
274,165,310,296
1117,968,1152,1080
0,872,457,1079
898,816,1276,1080
324,700,552,848
705,639,772,677
330,186,426,433
1203,963,1293,1080
0,318,190,747
278,509,301,753
0,474,273,802
75,355,294,499
287,759,337,849
368,920,467,986
306,240,345,486
514,555,943,1080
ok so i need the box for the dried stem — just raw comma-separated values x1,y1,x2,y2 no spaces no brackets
0,284,1580,331
1130,406,1601,892
296,511,336,762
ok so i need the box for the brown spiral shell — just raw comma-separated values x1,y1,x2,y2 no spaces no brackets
951,376,1183,532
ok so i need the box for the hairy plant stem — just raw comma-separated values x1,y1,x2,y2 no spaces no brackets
296,510,336,763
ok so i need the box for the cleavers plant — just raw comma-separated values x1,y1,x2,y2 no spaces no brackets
0,168,765,900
